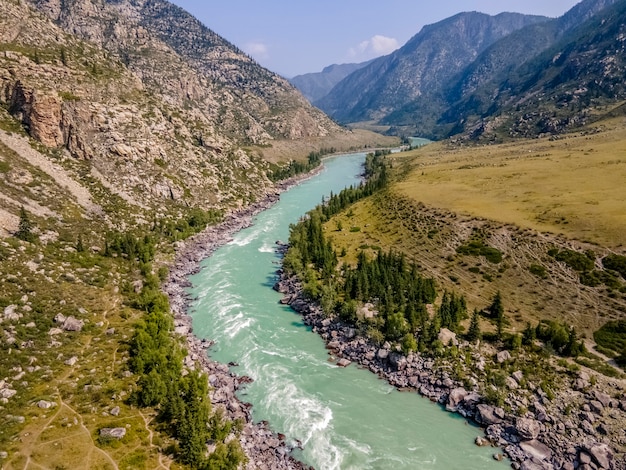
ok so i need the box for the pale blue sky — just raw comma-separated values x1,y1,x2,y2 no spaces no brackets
170,0,582,77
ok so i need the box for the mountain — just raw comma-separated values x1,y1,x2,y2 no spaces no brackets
0,0,394,217
439,0,626,140
393,0,621,138
290,60,373,103
315,12,548,126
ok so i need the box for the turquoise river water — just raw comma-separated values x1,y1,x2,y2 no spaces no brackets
188,152,504,469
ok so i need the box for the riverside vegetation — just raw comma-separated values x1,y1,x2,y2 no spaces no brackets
279,119,626,468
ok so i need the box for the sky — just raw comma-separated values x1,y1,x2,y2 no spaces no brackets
170,0,582,78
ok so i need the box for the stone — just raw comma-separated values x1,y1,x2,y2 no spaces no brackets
63,316,84,332
594,391,612,408
336,358,351,367
496,350,511,363
48,328,64,336
519,439,552,462
476,404,504,425
54,313,66,324
506,376,519,389
475,436,488,446
3,305,19,322
37,400,56,409
512,370,524,384
0,451,7,459
446,387,467,412
516,417,541,440
438,328,458,346
589,400,604,414
65,356,78,366
0,388,17,399
586,443,613,469
376,348,389,360
110,406,120,416
99,427,126,440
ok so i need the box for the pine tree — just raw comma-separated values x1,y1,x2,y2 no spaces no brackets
467,309,481,342
489,291,505,340
15,206,36,242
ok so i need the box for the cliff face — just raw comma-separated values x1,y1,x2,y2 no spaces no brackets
0,0,350,216
25,0,341,144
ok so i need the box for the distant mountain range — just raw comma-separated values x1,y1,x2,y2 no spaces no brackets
289,61,373,103
294,0,624,141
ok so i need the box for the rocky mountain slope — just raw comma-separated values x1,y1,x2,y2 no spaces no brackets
315,11,548,124
443,0,626,141
316,0,622,141
290,60,373,103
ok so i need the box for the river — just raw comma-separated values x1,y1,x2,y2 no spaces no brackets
188,152,503,469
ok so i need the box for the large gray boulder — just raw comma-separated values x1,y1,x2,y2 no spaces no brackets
62,316,84,332
476,404,504,425
585,443,614,469
519,439,552,462
446,387,468,412
438,328,458,346
99,427,126,440
516,417,541,440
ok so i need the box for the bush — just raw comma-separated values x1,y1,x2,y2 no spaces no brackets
594,320,626,354
529,264,548,278
549,248,594,272
602,254,626,279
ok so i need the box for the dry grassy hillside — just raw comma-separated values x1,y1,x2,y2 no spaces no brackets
324,116,626,354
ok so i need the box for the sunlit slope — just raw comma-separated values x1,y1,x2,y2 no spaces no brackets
396,116,626,248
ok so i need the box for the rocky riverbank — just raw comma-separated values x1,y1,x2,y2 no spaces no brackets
274,269,626,470
162,172,322,470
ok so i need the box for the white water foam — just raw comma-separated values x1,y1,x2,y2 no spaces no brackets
223,312,254,339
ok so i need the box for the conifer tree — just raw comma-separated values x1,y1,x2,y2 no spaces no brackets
467,308,481,342
15,206,36,242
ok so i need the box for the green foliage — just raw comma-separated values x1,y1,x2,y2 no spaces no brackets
486,291,505,340
594,320,626,357
15,206,36,242
579,269,621,289
535,320,585,357
128,273,244,468
602,254,626,279
528,264,547,278
268,148,335,182
437,291,467,333
548,248,594,272
456,240,502,263
105,231,155,263
466,309,482,342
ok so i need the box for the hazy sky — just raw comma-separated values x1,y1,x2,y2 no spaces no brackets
170,0,582,78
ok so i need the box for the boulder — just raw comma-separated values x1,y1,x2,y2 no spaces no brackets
99,427,126,440
446,387,467,412
376,348,389,360
519,439,552,462
589,400,604,414
389,353,407,371
438,328,458,346
3,305,19,322
496,350,512,363
336,358,351,368
62,316,84,332
37,400,56,409
516,417,541,440
476,404,504,425
110,406,121,416
594,391,612,408
585,443,613,469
